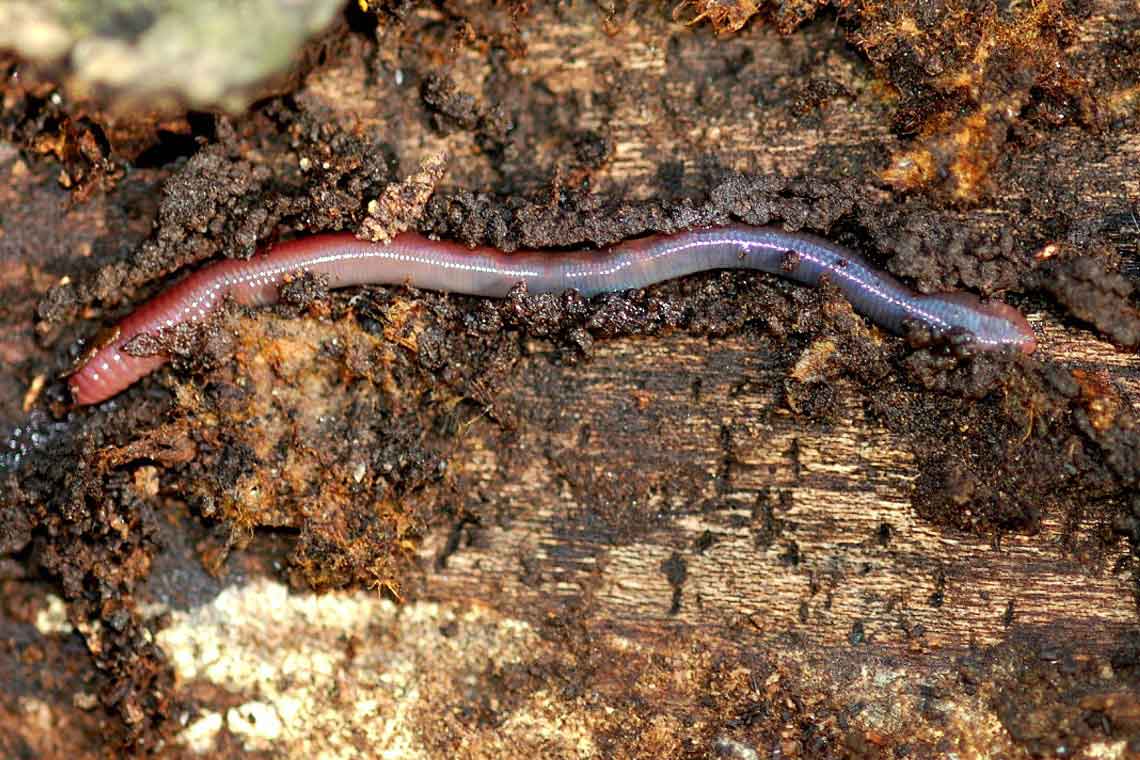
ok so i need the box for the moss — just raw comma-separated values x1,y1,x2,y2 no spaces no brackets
0,0,344,109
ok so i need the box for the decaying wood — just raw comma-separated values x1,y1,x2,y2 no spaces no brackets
431,332,1138,651
2,0,1139,756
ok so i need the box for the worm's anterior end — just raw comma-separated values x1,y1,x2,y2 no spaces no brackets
68,367,105,406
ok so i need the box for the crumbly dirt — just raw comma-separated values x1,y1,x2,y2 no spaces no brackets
1,0,1139,755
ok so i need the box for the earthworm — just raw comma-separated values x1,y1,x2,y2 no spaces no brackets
68,224,1036,405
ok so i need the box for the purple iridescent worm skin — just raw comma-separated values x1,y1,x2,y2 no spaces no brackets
68,224,1036,405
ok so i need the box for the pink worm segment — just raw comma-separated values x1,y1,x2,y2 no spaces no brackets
69,225,1036,405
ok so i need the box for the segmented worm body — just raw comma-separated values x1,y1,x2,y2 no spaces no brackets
69,225,1035,405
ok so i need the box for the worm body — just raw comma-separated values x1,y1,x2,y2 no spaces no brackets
69,225,1035,405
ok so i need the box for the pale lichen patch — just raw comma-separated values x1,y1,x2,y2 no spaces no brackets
156,578,548,759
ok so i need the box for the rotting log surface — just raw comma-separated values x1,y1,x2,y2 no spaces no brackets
2,0,1140,757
